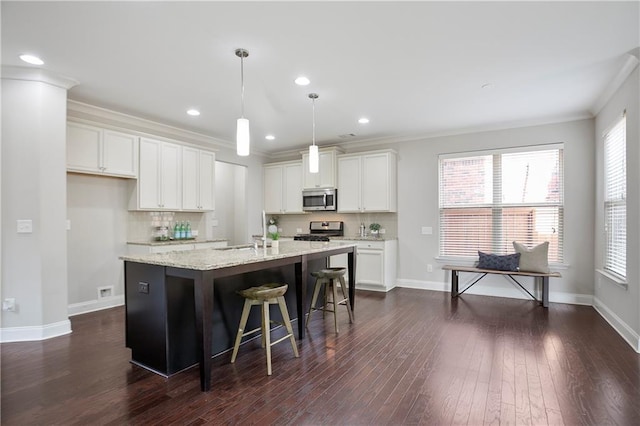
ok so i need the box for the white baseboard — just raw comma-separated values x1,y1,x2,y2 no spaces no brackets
0,319,72,343
593,297,640,353
68,295,125,317
395,278,593,306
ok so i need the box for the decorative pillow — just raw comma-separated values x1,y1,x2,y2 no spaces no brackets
513,241,550,273
477,251,521,272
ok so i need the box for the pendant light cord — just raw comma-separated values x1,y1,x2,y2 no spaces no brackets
312,96,316,146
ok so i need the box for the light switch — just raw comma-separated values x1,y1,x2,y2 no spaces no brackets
66,220,71,230
421,226,433,235
17,220,33,234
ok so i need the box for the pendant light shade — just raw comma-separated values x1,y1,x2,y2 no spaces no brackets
309,144,319,173
236,118,250,156
235,48,250,156
308,93,319,173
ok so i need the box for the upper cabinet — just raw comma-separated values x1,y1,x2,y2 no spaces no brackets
133,138,182,210
264,161,304,214
182,147,215,211
67,122,138,178
337,150,397,213
302,147,342,189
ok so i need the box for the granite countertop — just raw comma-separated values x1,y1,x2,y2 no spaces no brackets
120,240,357,271
332,236,396,241
252,235,395,241
127,239,228,246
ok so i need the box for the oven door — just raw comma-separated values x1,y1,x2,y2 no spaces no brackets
302,189,336,211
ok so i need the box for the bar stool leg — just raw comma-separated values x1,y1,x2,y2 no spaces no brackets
331,278,340,333
231,299,252,363
323,279,330,319
306,277,323,328
339,276,355,323
277,296,299,358
262,300,272,375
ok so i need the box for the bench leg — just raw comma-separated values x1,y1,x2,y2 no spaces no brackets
451,270,459,298
542,276,549,308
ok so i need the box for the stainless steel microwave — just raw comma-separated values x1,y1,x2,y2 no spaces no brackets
302,188,337,211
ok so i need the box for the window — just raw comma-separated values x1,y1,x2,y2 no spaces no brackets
603,114,626,280
439,145,563,261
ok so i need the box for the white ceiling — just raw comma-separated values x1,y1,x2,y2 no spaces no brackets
2,1,638,155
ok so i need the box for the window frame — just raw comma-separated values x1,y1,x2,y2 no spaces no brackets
438,144,564,263
602,113,627,283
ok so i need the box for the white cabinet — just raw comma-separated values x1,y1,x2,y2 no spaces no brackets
135,138,181,210
182,147,215,211
263,161,304,214
330,239,398,292
67,122,138,178
337,150,397,213
302,147,342,189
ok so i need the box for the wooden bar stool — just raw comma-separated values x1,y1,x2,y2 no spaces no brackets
230,283,299,375
306,267,355,333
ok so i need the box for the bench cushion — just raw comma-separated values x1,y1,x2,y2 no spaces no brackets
513,241,550,273
477,251,520,272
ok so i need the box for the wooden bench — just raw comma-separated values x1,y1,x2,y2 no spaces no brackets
442,265,561,308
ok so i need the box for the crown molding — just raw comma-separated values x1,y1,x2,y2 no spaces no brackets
590,50,640,116
1,65,78,89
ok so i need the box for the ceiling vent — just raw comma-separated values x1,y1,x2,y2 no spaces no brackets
338,133,357,139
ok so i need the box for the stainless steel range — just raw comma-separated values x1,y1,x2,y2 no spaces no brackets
294,221,344,241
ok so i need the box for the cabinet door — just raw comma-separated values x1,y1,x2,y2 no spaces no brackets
303,151,336,189
181,147,199,210
361,153,390,211
357,248,384,287
337,156,361,212
138,138,162,209
67,123,101,173
103,130,138,178
264,166,283,214
160,142,181,210
318,151,336,188
283,163,303,213
198,150,215,211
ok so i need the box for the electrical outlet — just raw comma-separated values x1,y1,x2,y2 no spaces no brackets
17,220,33,234
379,228,386,234
2,298,16,311
421,226,433,235
427,264,433,273
296,228,303,233
138,282,149,294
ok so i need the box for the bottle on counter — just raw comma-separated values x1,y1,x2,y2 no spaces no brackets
186,221,192,239
173,222,180,240
179,221,186,239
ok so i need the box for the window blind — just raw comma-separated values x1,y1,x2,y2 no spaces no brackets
604,114,626,279
439,146,563,261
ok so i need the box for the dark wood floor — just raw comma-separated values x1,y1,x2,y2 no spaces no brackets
2,288,640,425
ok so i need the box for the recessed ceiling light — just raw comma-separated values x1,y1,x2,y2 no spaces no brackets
295,76,310,86
19,54,44,65
265,135,275,141
358,117,370,124
187,109,200,116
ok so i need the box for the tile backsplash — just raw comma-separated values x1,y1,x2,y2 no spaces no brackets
128,211,206,241
269,212,397,238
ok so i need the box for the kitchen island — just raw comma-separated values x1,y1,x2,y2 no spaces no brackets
121,240,357,392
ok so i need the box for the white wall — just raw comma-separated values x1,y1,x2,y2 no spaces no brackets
594,65,639,350
383,119,596,303
67,174,129,309
1,69,75,341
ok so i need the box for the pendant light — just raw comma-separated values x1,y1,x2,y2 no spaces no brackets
308,93,319,173
235,48,250,156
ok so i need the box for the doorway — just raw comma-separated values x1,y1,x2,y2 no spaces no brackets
212,161,247,246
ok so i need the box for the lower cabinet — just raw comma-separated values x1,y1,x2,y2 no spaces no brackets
330,239,397,291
